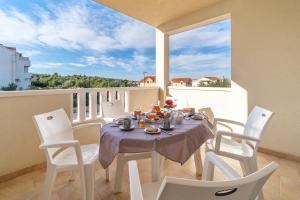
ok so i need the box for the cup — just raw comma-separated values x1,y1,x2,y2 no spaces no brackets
189,107,195,116
162,118,171,129
123,118,131,129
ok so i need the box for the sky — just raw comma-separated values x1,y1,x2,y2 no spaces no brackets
0,0,231,81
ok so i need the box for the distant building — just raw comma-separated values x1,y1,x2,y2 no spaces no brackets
140,76,156,87
0,44,31,90
171,78,192,87
192,77,222,87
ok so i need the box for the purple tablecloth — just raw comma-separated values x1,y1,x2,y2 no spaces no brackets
99,119,214,169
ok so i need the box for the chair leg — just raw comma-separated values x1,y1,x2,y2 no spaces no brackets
79,165,87,200
114,154,126,193
42,166,57,200
105,167,109,182
152,151,160,182
194,148,203,176
84,163,95,200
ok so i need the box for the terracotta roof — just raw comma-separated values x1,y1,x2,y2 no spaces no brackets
205,77,221,81
171,78,192,83
140,76,156,83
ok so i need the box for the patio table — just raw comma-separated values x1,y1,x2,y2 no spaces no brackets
99,118,214,191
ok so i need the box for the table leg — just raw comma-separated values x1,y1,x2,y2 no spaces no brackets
152,151,160,181
114,153,125,193
194,148,203,176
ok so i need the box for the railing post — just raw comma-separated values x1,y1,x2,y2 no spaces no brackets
90,90,97,120
78,91,86,122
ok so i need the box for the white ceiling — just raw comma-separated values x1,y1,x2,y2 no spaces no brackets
94,0,222,27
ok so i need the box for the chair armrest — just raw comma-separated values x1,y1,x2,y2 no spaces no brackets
39,140,84,166
214,118,245,127
203,152,241,181
72,122,102,131
218,131,260,142
128,161,144,200
214,130,260,152
39,140,80,149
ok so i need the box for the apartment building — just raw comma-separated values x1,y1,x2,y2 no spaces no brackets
0,44,31,90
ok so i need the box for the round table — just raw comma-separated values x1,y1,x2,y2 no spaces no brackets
99,118,214,192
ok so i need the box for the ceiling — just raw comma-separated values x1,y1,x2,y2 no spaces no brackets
94,0,222,27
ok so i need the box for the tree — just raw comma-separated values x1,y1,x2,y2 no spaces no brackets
29,73,138,90
1,83,18,91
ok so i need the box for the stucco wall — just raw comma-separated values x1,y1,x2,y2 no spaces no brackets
163,0,300,157
127,87,159,112
0,93,71,176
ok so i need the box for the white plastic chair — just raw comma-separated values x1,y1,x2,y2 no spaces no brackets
128,152,278,200
101,100,130,123
33,108,108,200
198,107,215,125
206,106,273,176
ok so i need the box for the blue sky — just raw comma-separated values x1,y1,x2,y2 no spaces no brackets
0,0,231,81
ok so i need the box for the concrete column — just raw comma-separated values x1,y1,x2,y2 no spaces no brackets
155,29,169,104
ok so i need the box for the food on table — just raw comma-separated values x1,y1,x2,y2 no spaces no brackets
183,107,190,113
134,109,142,116
153,105,161,112
147,112,157,120
146,127,158,133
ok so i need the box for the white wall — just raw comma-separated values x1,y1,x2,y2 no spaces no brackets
0,47,14,87
169,81,248,123
162,0,300,157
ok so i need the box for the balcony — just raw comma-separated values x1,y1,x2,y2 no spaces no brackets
0,0,300,200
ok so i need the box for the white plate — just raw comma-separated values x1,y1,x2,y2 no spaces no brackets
144,128,161,134
119,125,135,131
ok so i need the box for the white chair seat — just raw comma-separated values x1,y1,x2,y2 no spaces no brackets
53,144,99,167
206,137,254,158
142,181,162,200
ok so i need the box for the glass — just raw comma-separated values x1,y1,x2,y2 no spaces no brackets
138,116,145,128
183,107,190,113
152,100,160,112
153,105,161,112
148,112,157,120
134,106,142,117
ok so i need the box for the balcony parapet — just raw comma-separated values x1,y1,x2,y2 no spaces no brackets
0,87,159,98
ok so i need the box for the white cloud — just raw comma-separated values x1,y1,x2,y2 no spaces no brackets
170,20,230,50
19,50,42,57
114,21,155,49
83,52,154,72
31,62,86,69
0,1,154,52
170,53,230,70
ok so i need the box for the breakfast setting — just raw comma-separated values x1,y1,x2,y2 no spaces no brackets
108,99,208,135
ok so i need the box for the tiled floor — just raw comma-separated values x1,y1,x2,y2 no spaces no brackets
0,148,299,200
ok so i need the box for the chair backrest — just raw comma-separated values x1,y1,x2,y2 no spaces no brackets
198,107,215,125
157,162,278,200
32,109,74,160
101,100,126,119
243,106,273,148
